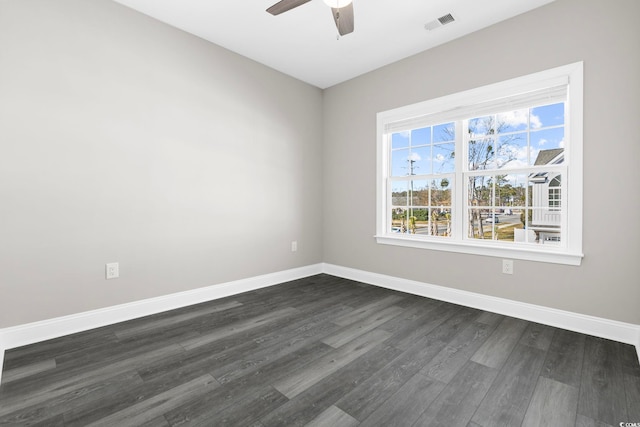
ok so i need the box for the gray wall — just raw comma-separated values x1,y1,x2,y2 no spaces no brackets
0,0,324,327
323,0,640,324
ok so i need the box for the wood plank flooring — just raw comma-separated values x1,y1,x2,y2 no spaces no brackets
1,274,639,426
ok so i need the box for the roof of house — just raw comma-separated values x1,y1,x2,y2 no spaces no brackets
534,148,564,166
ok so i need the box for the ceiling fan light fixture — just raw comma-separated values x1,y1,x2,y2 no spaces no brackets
323,0,352,8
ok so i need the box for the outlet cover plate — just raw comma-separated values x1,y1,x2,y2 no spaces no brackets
502,259,514,275
106,262,119,279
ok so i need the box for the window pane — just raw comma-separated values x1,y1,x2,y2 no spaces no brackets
494,217,524,243
469,116,494,137
434,208,453,237
392,132,409,149
468,175,492,206
468,137,496,171
430,178,451,207
411,127,431,146
410,146,431,175
391,148,410,176
390,207,408,234
531,128,565,165
496,174,528,209
408,208,429,235
531,102,564,128
497,109,529,133
496,133,528,169
409,179,429,205
433,143,455,173
434,122,454,142
391,181,409,206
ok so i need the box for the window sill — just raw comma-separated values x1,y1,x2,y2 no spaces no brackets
375,234,583,266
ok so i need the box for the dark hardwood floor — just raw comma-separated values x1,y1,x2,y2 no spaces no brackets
1,274,639,426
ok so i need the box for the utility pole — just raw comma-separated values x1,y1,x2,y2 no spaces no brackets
408,158,417,233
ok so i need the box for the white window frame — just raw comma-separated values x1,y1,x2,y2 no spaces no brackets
376,62,583,266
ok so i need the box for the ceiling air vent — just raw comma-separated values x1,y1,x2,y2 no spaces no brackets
424,13,455,31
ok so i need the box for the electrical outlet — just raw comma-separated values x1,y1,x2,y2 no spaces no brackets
106,262,119,279
502,259,514,275
291,241,298,252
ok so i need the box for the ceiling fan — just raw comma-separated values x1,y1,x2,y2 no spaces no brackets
266,0,354,37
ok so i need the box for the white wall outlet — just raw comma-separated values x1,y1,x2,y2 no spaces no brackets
502,259,514,275
291,241,298,252
106,262,119,279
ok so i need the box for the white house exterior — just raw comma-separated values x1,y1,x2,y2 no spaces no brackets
529,148,564,243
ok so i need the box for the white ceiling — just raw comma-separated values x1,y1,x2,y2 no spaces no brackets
112,0,556,89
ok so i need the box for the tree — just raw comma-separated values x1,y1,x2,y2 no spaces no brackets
430,210,439,236
408,216,417,234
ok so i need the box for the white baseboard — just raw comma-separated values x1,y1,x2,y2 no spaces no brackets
323,263,640,364
0,263,323,384
2,262,639,386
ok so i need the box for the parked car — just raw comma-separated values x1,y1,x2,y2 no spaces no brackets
485,215,500,223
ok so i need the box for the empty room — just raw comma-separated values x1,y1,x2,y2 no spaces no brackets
1,0,639,425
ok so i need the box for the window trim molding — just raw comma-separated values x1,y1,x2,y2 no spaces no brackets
376,62,584,266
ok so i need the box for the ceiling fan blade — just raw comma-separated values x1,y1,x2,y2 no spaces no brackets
267,0,312,15
331,3,354,36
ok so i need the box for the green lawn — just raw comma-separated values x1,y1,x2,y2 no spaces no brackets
482,223,523,241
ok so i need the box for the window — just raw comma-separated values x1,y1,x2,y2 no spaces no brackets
376,63,583,265
548,176,561,211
